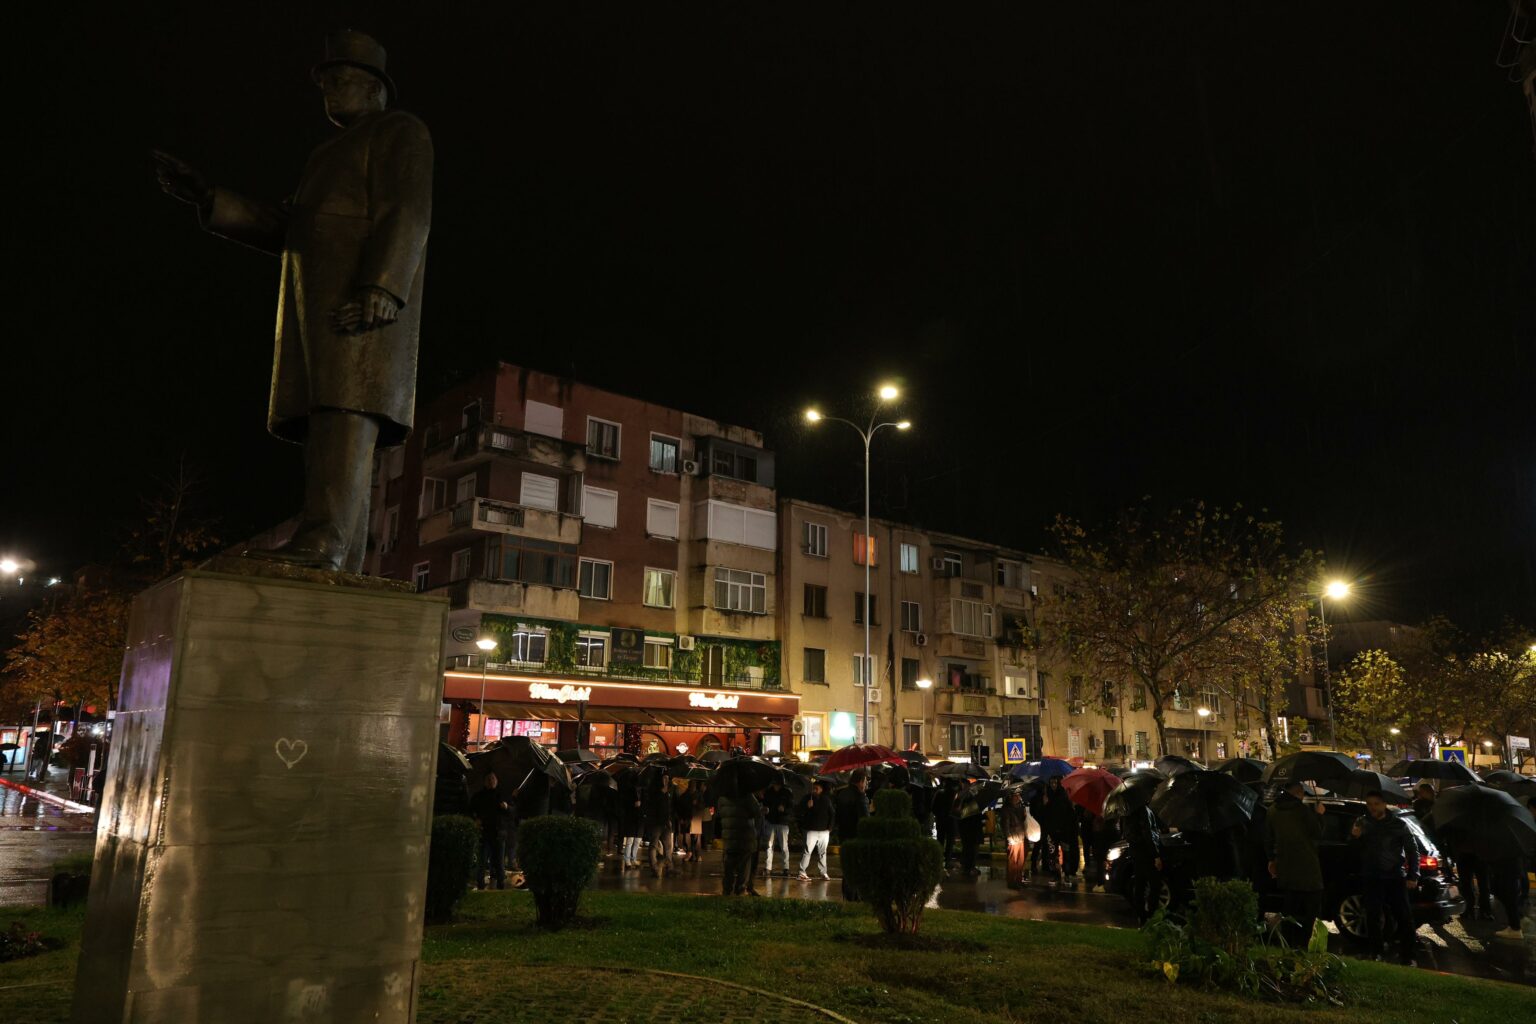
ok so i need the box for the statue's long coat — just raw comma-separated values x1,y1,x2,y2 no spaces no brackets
204,109,433,448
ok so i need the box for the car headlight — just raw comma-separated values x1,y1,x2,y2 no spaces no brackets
1107,846,1121,862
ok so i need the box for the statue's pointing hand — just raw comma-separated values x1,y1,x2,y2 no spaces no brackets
331,287,401,334
151,149,211,208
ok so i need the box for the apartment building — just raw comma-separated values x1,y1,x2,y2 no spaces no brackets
370,363,796,757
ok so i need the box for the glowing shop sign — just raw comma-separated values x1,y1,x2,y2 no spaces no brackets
688,692,741,711
528,683,593,704
829,711,858,743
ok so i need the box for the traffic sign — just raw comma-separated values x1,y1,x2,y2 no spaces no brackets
1003,738,1027,764
1439,745,1468,765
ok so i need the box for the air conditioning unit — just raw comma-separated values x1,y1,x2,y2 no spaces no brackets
1104,707,1118,719
677,635,696,651
867,688,882,704
972,723,986,738
931,557,947,570
914,633,928,647
792,719,805,735
681,459,700,475
1039,697,1049,711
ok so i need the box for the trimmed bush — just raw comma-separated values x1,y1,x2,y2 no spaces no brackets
519,815,603,930
840,788,943,935
426,815,480,925
1189,877,1259,958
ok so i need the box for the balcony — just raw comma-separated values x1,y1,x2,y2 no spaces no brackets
419,497,583,547
933,633,991,660
423,424,587,475
699,472,774,511
935,690,1003,719
931,575,991,602
688,606,776,643
438,578,580,621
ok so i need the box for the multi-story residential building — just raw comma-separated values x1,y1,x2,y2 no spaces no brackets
371,363,796,758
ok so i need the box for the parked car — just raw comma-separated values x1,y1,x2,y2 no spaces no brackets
1107,798,1463,940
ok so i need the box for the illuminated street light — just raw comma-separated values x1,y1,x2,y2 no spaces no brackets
896,420,911,431
475,638,498,746
1317,578,1354,748
0,559,17,575
1389,727,1401,735
1197,706,1212,718
1324,579,1351,600
916,677,933,690
804,408,822,423
878,384,899,401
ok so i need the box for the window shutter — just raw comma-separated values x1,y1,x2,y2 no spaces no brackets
582,486,618,528
743,508,777,550
519,473,560,511
524,401,564,439
647,500,680,538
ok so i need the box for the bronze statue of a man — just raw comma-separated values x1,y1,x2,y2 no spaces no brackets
154,30,433,572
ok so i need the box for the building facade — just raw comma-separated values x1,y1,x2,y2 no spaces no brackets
371,363,795,757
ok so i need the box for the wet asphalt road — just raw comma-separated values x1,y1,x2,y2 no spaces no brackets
0,769,96,908
587,847,1536,987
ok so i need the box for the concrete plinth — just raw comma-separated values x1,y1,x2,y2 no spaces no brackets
72,563,447,1024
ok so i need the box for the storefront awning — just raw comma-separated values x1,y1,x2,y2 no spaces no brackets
584,707,659,725
480,701,582,722
649,709,741,728
726,714,783,730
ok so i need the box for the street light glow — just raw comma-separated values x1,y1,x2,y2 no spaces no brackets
877,384,899,401
475,638,497,651
1197,706,1212,718
1324,579,1351,600
1389,727,1401,735
916,677,933,689
0,559,17,575
895,420,912,430
804,408,822,423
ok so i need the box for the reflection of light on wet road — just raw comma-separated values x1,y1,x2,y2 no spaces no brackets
0,776,97,907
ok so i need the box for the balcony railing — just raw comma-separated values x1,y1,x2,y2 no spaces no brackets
423,424,588,474
420,497,582,547
442,655,783,691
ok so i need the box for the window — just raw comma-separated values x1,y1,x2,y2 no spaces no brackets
383,506,399,548
803,583,827,618
578,558,613,599
1171,690,1194,712
1004,673,1037,698
418,477,446,518
703,646,725,685
575,631,608,668
900,600,922,632
801,715,825,746
643,637,673,669
803,648,826,683
698,500,777,550
951,599,994,637
900,542,921,574
803,522,828,557
421,423,441,449
713,568,766,613
853,533,878,566
524,400,564,439
949,723,969,752
1134,731,1151,758
710,445,758,482
586,417,621,459
582,486,618,528
648,434,680,473
938,553,962,577
519,472,559,511
461,400,482,430
450,548,471,581
506,628,549,664
852,653,873,687
454,474,477,504
902,721,923,751
484,538,578,589
853,593,878,626
995,560,1024,589
643,568,675,608
901,658,920,690
1198,687,1223,716
646,499,679,539
412,561,430,592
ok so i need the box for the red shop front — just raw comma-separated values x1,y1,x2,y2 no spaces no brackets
443,671,798,758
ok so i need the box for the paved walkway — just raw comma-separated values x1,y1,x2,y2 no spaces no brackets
0,766,95,908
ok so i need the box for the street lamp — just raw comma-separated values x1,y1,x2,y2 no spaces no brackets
805,383,910,744
0,559,17,575
476,638,497,746
916,677,933,690
1197,706,1212,762
1317,579,1352,749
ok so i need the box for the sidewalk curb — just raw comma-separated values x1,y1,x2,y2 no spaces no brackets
0,777,96,815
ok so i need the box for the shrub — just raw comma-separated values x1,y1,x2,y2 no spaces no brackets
840,788,943,935
1189,877,1259,957
0,922,52,962
49,852,94,909
519,815,602,929
426,815,480,925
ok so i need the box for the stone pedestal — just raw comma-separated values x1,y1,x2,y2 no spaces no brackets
72,563,447,1024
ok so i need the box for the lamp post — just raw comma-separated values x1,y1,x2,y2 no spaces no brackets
1317,579,1351,750
476,637,497,746
806,386,911,745
1197,706,1212,762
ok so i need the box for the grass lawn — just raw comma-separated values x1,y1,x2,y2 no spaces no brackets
0,893,1531,1023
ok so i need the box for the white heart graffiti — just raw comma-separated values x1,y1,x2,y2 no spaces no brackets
274,737,309,769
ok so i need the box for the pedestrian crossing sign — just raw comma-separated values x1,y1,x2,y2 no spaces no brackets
1004,738,1027,764
1438,745,1467,765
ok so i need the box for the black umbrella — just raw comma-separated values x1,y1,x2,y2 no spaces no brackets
1384,758,1479,785
1154,755,1204,776
1149,770,1258,834
898,750,930,765
556,748,602,765
875,763,912,787
469,736,571,791
714,757,780,797
960,778,1007,818
929,761,989,780
699,750,733,765
1102,769,1167,820
437,742,471,780
1261,751,1357,787
577,769,616,790
1428,784,1536,860
1212,757,1266,784
776,768,811,799
1333,769,1412,805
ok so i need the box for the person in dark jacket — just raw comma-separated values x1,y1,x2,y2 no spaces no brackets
1410,783,1436,823
1350,791,1420,963
1265,780,1327,947
1122,803,1164,923
834,771,872,900
1001,790,1031,888
1027,785,1052,876
717,789,763,896
1040,777,1078,881
469,772,510,890
957,803,986,878
798,781,835,880
934,782,958,867
616,768,644,869
641,770,674,878
1081,807,1113,891
761,780,795,876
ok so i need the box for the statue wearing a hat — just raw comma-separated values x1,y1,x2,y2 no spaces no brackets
154,30,433,572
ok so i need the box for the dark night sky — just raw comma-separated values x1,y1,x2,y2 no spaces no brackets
4,2,1534,631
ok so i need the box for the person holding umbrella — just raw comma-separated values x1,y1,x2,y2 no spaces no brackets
762,778,795,877
834,770,872,900
617,768,644,870
642,768,675,879
717,785,763,896
798,779,835,880
1122,801,1164,923
469,771,511,891
1265,780,1328,948
1040,776,1079,882
1000,789,1031,889
934,780,959,868
1350,791,1420,964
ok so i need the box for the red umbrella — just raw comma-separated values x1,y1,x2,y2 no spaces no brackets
822,743,908,774
1061,767,1120,817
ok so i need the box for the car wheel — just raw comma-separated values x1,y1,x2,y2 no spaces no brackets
1157,880,1172,910
1336,893,1394,940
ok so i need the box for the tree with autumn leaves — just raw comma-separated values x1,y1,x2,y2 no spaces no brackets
1032,500,1320,759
